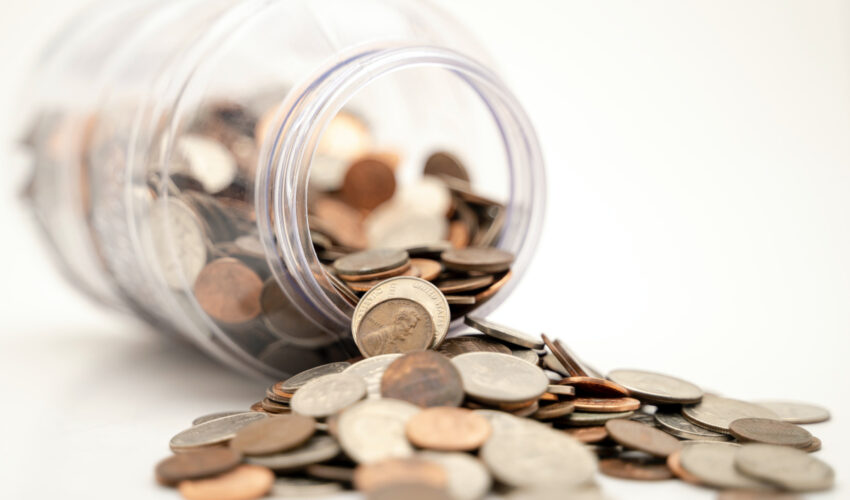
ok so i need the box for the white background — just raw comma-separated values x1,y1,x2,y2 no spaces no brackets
1,1,848,499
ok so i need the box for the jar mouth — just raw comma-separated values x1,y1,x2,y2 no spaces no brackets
256,45,546,334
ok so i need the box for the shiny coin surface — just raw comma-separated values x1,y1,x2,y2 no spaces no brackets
435,335,511,358
406,407,492,451
230,414,316,456
599,457,674,481
338,399,421,464
178,464,274,500
755,401,831,424
353,277,450,351
194,258,264,324
353,458,447,492
418,451,491,500
734,444,834,492
464,316,544,349
678,442,771,490
290,373,366,418
728,418,813,448
343,354,402,399
192,411,246,426
356,298,436,356
441,247,514,274
452,352,548,404
605,419,682,458
155,448,242,486
654,411,730,441
573,396,641,413
277,361,351,393
380,351,464,407
481,422,597,488
607,368,703,404
333,248,409,276
682,394,780,434
562,411,635,427
246,435,341,471
170,412,268,451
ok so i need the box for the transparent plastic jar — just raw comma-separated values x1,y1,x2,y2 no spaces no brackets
20,0,546,379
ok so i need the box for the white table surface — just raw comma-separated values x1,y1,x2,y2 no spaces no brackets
1,1,848,499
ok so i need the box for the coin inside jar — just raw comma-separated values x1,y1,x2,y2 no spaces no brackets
356,299,436,357
405,407,492,452
194,258,264,324
441,247,514,274
340,157,397,210
333,249,410,277
423,151,471,183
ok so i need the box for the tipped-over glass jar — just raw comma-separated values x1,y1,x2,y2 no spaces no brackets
19,0,546,379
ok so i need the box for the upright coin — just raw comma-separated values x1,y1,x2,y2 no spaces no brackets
155,448,242,486
277,362,351,393
755,401,831,424
177,134,238,194
654,411,730,442
605,419,682,458
170,412,268,451
441,247,514,274
728,418,813,448
734,444,834,492
678,442,772,490
464,316,544,349
682,394,780,434
341,157,397,210
356,299,435,357
406,407,492,451
423,152,471,183
607,368,703,404
344,354,403,399
353,458,447,492
352,277,450,350
334,249,409,277
178,464,274,500
380,351,464,407
246,435,341,471
149,198,207,289
194,258,264,324
417,451,492,500
230,414,316,456
435,335,511,358
338,399,421,464
290,373,366,418
452,352,548,404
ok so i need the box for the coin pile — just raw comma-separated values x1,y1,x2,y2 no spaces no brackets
156,294,835,499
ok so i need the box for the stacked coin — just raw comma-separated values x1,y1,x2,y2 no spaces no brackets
156,309,835,499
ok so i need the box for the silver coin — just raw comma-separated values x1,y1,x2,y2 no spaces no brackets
247,435,341,471
365,205,449,250
342,354,403,399
542,352,569,376
177,134,238,193
654,412,729,441
734,443,835,492
290,373,367,418
606,368,703,404
755,401,831,424
511,348,540,365
481,422,597,488
280,362,351,393
337,398,420,464
678,442,772,490
546,384,575,397
148,198,208,289
418,451,492,500
452,352,548,404
352,277,450,351
191,411,248,426
332,248,409,276
268,477,344,497
563,411,635,427
169,412,267,451
464,316,544,349
682,394,780,434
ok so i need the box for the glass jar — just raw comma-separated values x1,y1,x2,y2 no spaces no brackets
19,0,546,379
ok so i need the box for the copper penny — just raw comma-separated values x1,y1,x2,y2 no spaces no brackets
666,450,702,485
472,270,512,304
334,248,410,277
424,152,471,183
564,426,609,444
605,419,683,458
599,457,674,481
358,299,436,356
312,196,367,249
441,247,514,274
728,418,813,448
541,334,587,377
435,335,512,358
380,351,464,407
194,258,263,324
405,407,492,451
260,399,290,414
435,275,495,294
178,464,274,500
558,376,631,397
353,457,447,492
367,483,451,500
448,220,470,249
573,397,642,413
155,448,242,486
531,401,576,421
230,414,316,456
409,258,442,281
341,157,396,210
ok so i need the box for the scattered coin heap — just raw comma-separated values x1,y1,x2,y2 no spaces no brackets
156,304,836,500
